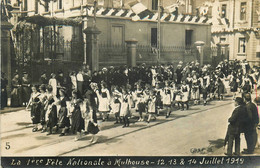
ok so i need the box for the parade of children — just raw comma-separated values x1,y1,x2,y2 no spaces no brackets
11,59,259,148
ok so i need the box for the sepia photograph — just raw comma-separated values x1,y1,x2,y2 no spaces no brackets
1,0,260,167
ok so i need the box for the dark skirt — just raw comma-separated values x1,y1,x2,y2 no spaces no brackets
218,85,225,94
137,102,146,112
71,108,84,133
1,89,7,108
209,85,216,93
22,86,31,103
87,121,99,135
31,103,41,124
58,107,70,128
201,89,208,100
230,81,238,92
11,88,22,107
40,103,46,125
47,106,58,128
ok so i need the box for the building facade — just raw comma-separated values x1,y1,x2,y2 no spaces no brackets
209,0,260,66
6,0,212,77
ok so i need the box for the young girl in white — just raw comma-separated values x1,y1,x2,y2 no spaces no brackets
154,82,163,115
111,86,122,124
162,81,172,118
120,87,131,128
181,80,190,110
96,82,111,122
191,75,200,105
175,85,182,110
133,83,146,122
147,90,157,123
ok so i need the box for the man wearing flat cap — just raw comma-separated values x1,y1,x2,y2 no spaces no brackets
225,97,248,156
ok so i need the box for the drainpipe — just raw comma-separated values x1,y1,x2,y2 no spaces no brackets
232,0,235,28
250,0,253,28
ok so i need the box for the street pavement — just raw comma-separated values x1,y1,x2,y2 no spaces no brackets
1,92,260,156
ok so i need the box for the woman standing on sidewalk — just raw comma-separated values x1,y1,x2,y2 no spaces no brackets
11,73,22,107
49,73,57,97
21,72,31,106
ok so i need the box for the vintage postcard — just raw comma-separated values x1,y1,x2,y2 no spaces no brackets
1,0,260,167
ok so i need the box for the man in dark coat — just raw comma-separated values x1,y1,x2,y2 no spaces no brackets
225,97,248,156
1,72,8,109
39,71,48,85
242,93,259,154
175,64,183,84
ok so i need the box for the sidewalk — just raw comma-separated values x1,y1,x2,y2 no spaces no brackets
0,107,25,114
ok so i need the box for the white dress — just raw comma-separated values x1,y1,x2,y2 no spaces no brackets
181,85,190,102
48,78,57,96
96,88,111,112
110,97,121,114
191,79,200,100
147,95,156,113
120,94,131,117
161,87,171,106
175,89,182,102
70,75,77,90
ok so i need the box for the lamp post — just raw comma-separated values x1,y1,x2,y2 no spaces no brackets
83,0,101,72
93,0,97,27
157,0,161,64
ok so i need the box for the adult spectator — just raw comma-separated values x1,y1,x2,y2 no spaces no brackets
225,97,247,156
242,93,259,154
39,71,48,85
76,70,84,95
49,73,57,97
21,72,31,106
11,73,22,107
1,72,8,109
